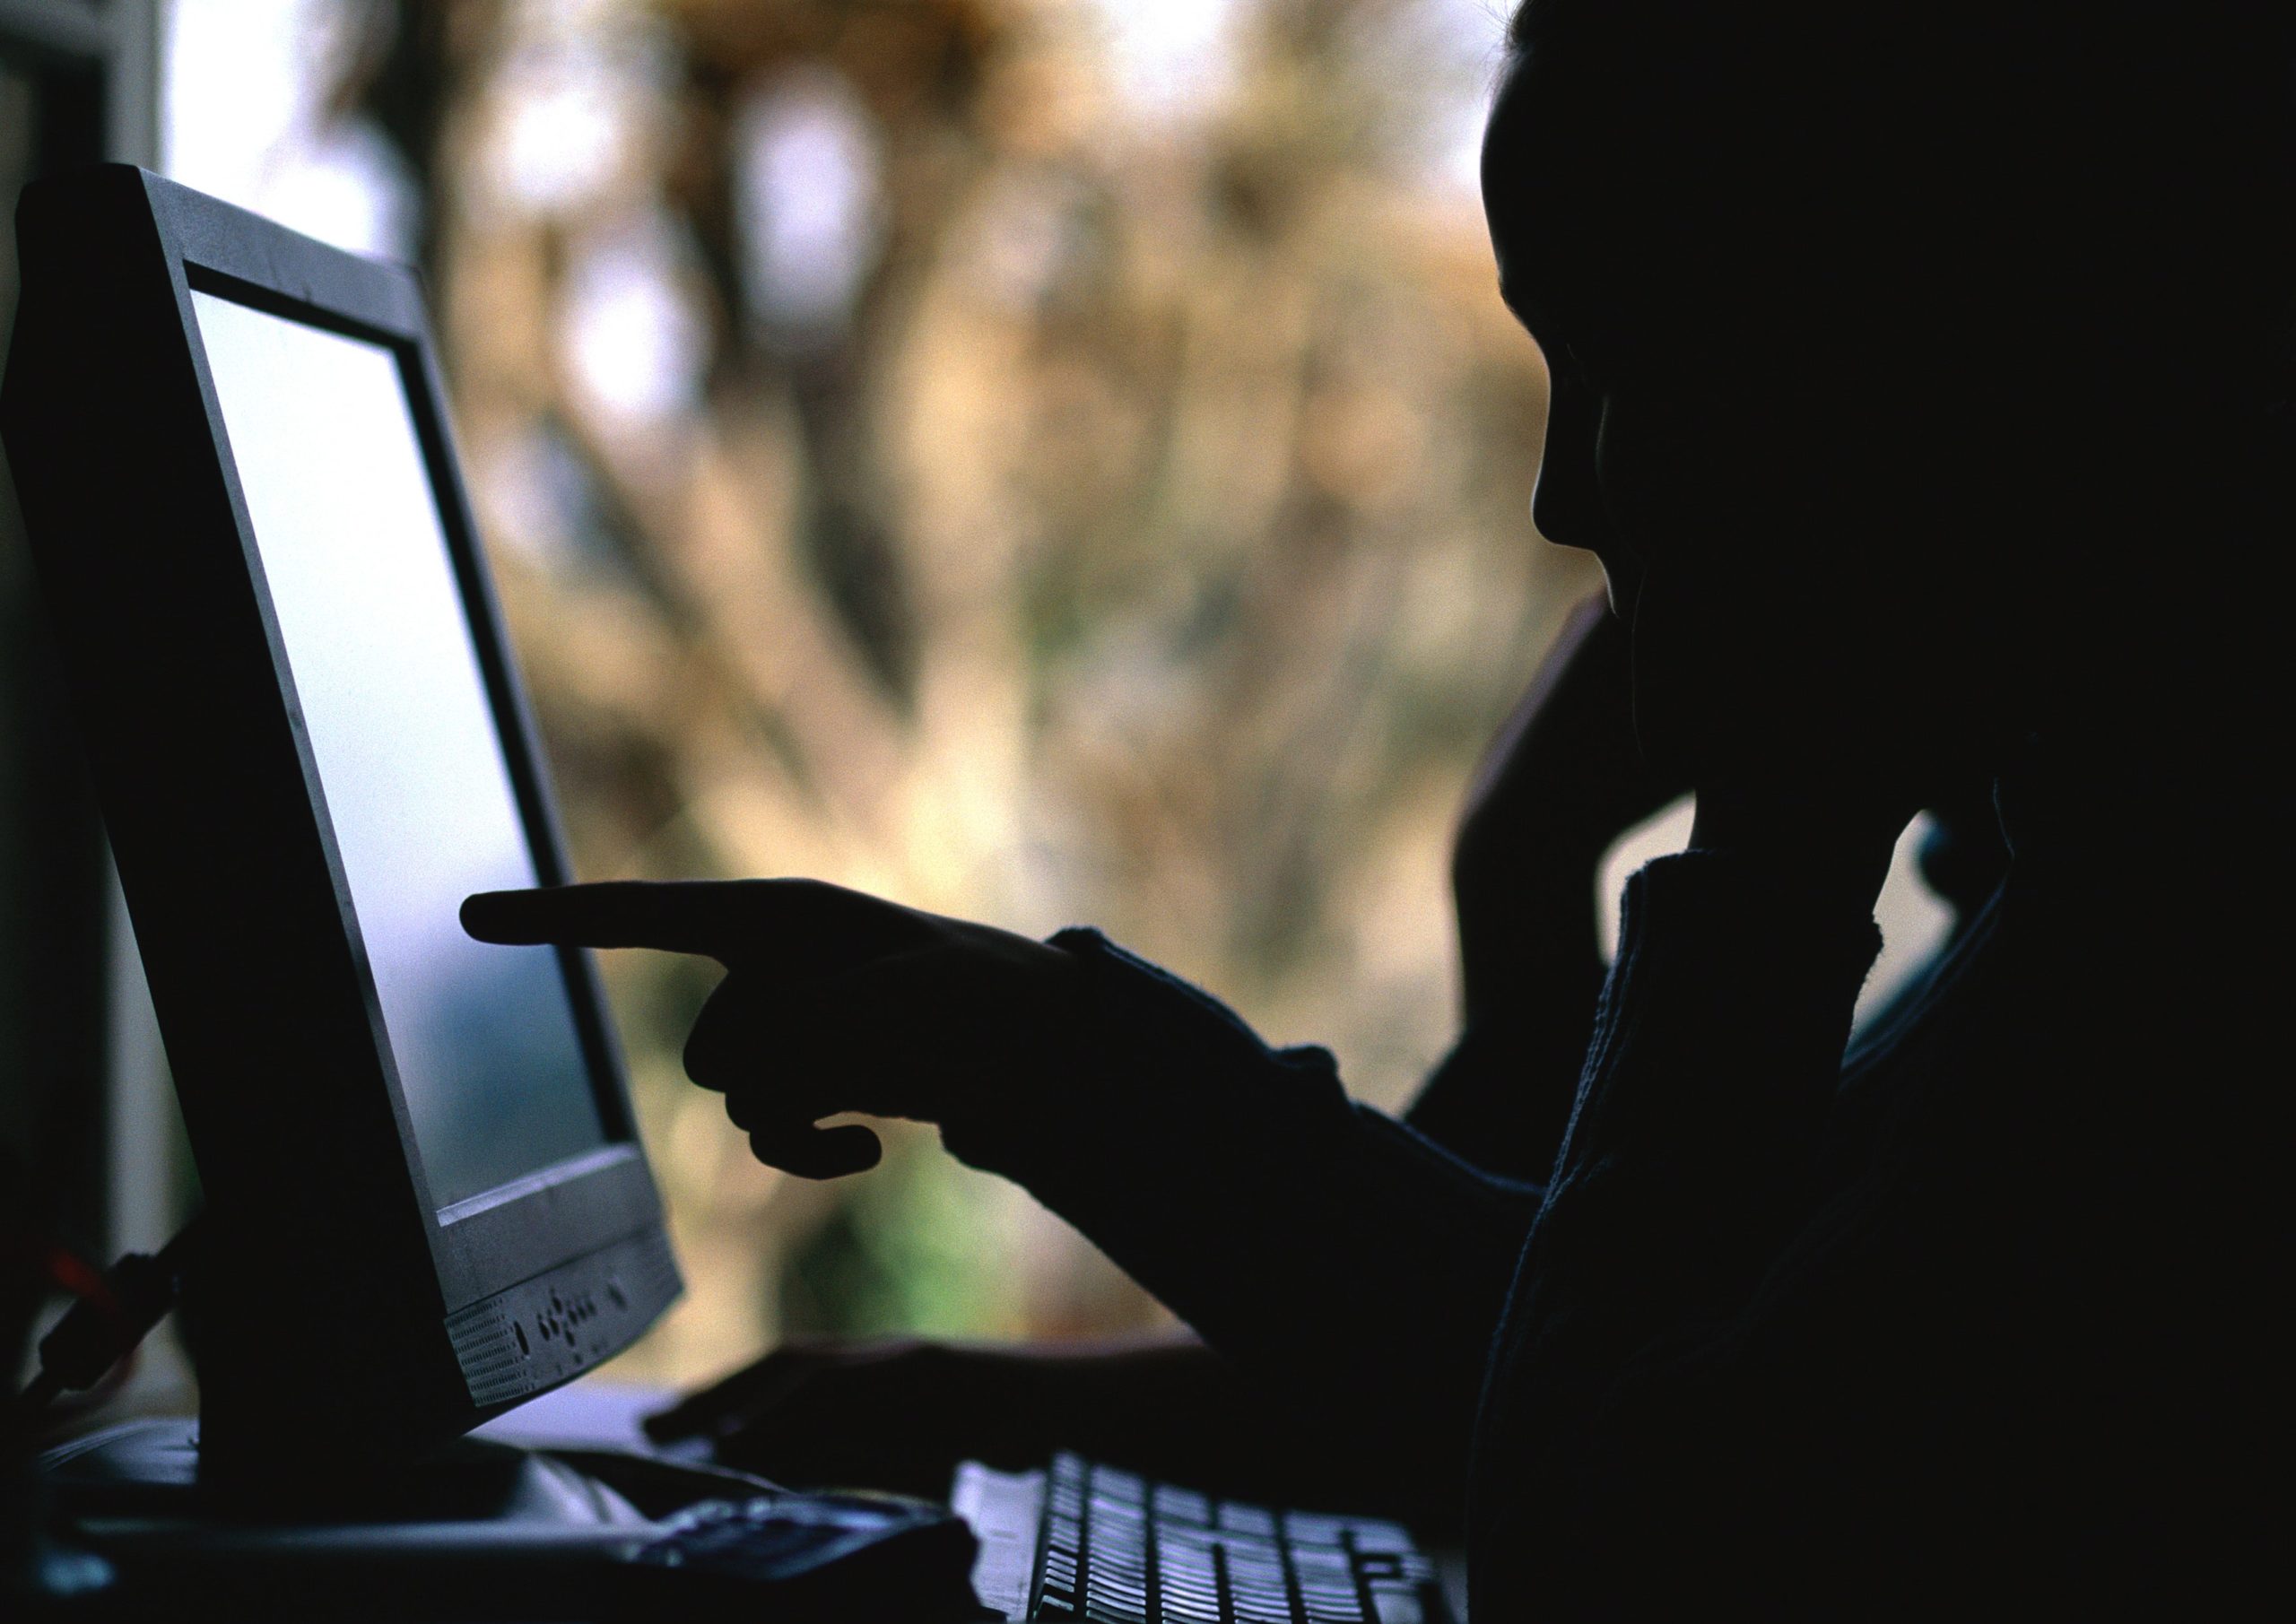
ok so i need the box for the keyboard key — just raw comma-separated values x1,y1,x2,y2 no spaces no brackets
1366,1584,1425,1624
1152,1485,1211,1525
1216,1503,1278,1538
1230,1583,1290,1617
1344,1521,1412,1554
1091,1465,1145,1503
1284,1512,1347,1544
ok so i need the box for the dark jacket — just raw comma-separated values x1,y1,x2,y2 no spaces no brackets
946,750,2283,1615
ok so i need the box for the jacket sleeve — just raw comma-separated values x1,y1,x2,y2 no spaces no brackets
1404,947,1608,1185
940,927,1544,1491
1469,849,1884,1608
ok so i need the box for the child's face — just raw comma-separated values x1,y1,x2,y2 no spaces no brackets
1478,38,1991,785
1481,43,1635,611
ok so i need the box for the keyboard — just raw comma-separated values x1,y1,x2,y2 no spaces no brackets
952,1452,1454,1624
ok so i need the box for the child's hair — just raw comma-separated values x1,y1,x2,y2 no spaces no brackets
1493,1,2292,404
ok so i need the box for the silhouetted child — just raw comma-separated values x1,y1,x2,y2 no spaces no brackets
471,3,2289,1609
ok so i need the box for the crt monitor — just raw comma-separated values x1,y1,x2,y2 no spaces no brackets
0,166,679,1470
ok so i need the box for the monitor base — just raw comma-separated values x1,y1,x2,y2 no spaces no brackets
40,1417,653,1526
33,1420,988,1620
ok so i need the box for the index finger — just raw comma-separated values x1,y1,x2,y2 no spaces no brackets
461,881,742,960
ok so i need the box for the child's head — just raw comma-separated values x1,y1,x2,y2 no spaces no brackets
1483,2,2292,777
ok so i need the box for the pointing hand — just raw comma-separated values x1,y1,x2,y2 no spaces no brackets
462,880,1088,1178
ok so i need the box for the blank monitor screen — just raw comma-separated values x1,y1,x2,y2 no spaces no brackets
190,290,605,1209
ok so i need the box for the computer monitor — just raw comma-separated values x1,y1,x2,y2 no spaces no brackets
0,166,679,1472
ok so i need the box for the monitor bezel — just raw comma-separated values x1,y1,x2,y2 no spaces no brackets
170,247,656,1308
1,164,676,1451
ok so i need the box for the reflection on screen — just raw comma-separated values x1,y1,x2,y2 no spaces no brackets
191,291,605,1209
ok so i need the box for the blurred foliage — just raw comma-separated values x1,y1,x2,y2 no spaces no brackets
326,0,1593,1382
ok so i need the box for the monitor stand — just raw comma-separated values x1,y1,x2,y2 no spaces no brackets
39,1416,664,1527
33,1418,987,1620
30,1417,791,1618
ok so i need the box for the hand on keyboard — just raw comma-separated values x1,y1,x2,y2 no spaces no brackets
645,1333,1303,1506
644,1335,1031,1497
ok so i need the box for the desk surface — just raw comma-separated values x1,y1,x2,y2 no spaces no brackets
38,1385,991,1622
50,1377,1469,1621
471,1377,680,1455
